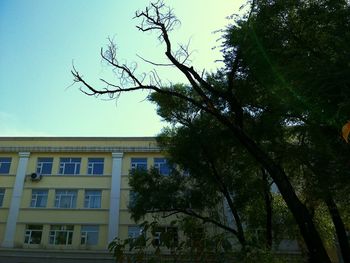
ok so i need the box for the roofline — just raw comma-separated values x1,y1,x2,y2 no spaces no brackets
0,137,157,141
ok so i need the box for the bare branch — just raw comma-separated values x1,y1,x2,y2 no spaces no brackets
136,54,174,67
72,0,243,127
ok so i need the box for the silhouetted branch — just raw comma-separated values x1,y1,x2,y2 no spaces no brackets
76,2,231,115
144,207,239,236
136,54,174,67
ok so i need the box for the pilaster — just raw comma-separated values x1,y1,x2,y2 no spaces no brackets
107,152,123,243
2,152,30,247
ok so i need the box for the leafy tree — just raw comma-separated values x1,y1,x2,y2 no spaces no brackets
72,1,350,262
222,0,350,260
128,113,275,248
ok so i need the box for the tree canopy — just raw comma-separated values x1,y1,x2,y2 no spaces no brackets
72,1,350,262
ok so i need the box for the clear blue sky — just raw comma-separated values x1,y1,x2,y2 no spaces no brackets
0,0,245,137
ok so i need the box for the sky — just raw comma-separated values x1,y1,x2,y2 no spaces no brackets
0,0,246,137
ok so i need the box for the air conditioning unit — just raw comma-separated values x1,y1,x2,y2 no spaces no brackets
30,172,42,181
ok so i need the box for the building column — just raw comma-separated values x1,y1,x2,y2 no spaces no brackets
2,152,30,248
107,152,123,243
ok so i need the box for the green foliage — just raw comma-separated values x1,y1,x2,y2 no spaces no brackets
223,0,350,250
226,0,350,124
112,0,350,261
108,219,239,263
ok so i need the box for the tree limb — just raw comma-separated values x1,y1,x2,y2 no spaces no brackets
144,208,239,237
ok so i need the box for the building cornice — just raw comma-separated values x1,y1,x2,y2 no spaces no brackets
0,136,156,141
0,146,160,153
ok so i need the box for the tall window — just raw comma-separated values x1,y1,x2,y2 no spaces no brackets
87,158,104,175
84,190,101,208
54,190,77,208
36,157,53,175
154,158,171,176
81,225,99,245
131,158,147,171
30,189,48,208
49,225,74,245
59,158,81,175
0,188,5,207
24,225,43,244
0,157,11,174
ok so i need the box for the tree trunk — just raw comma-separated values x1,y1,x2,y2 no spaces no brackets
221,120,332,263
222,189,246,248
325,196,350,263
262,169,273,249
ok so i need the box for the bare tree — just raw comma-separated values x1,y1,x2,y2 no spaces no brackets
72,2,331,262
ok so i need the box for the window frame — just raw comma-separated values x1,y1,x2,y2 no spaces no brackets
24,225,43,245
49,225,74,245
154,158,171,176
30,189,48,208
59,158,81,175
0,157,11,174
84,190,102,209
80,225,99,245
128,225,146,247
153,226,178,247
129,190,138,208
36,157,53,175
87,158,104,175
54,190,77,208
131,158,148,171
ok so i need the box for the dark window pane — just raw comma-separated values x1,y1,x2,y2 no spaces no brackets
41,163,52,174
64,164,75,174
0,158,11,174
88,158,104,162
37,157,53,162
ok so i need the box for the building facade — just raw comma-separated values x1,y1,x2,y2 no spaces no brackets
0,137,167,253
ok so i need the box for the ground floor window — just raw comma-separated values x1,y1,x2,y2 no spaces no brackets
128,225,145,247
153,226,178,247
49,225,74,245
24,225,43,244
128,226,143,239
80,225,99,245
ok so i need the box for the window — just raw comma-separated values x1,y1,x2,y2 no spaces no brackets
153,226,178,247
131,158,147,171
129,191,138,208
187,227,204,247
81,225,99,245
24,225,43,244
128,226,143,239
154,158,171,176
30,189,48,208
0,157,11,174
183,170,190,176
49,225,74,245
55,190,77,208
0,188,5,207
87,158,104,175
128,226,145,247
84,190,101,208
59,158,81,175
36,158,53,175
